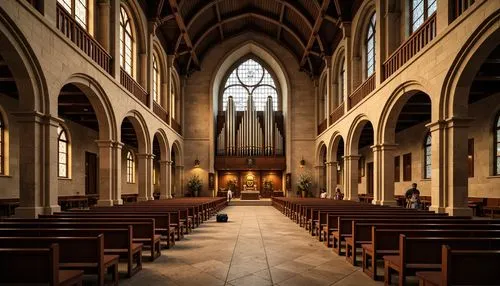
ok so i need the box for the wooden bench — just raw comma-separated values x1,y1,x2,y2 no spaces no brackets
361,228,500,280
0,227,142,278
483,198,500,218
0,244,84,285
416,245,500,286
0,235,119,286
384,235,500,285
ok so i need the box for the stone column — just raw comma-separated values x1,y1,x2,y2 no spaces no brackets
325,162,331,198
436,0,452,34
372,144,397,206
159,160,171,199
444,117,473,216
112,141,123,205
428,120,446,213
375,0,385,85
325,56,332,125
136,153,154,201
14,112,61,217
146,21,156,108
96,0,110,51
384,0,400,57
166,55,174,121
96,140,114,206
174,165,184,197
329,161,338,199
110,0,121,80
344,155,360,201
341,22,352,114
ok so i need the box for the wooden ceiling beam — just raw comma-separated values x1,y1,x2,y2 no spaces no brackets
215,1,224,40
300,0,330,67
277,3,285,40
168,0,200,69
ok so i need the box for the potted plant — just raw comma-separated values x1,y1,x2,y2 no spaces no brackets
187,175,202,197
297,173,312,198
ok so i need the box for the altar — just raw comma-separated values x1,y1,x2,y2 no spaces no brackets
241,191,260,200
241,174,260,200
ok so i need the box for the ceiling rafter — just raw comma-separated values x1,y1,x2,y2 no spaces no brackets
168,0,200,71
215,1,224,40
277,3,285,40
155,0,166,19
300,0,330,67
191,12,307,53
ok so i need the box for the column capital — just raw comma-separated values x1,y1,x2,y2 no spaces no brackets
343,155,361,160
444,117,474,128
371,143,398,152
324,56,333,68
136,153,154,159
95,140,114,148
425,120,446,131
340,21,352,37
113,141,124,149
13,111,63,126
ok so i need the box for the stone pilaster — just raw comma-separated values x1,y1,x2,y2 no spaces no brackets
137,153,154,201
110,0,121,80
325,56,332,125
96,140,114,206
341,21,352,113
372,143,397,206
112,141,123,205
427,120,446,213
344,155,361,201
159,160,172,199
96,0,110,51
375,0,384,85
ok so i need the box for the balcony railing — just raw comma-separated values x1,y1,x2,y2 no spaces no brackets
171,119,182,135
56,3,111,73
349,74,375,109
453,0,475,20
153,102,169,124
120,68,149,107
383,13,436,80
329,102,345,125
317,118,327,135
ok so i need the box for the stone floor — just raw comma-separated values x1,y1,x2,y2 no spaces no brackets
123,206,383,286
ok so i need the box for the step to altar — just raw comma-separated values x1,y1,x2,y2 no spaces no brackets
229,198,272,206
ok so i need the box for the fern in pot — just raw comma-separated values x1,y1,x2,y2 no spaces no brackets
297,173,312,198
187,175,202,197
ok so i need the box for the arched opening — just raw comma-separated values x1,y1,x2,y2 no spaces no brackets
347,118,374,201
152,130,170,200
329,135,345,198
120,113,149,201
316,143,327,198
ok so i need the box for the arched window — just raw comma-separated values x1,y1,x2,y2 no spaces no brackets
153,54,160,103
0,114,4,175
424,132,432,179
495,114,500,175
58,126,69,178
58,0,89,30
410,0,437,33
126,151,135,183
338,57,346,106
366,13,376,78
120,6,134,75
222,58,278,111
170,72,176,120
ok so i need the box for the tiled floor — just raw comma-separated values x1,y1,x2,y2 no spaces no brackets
124,206,382,286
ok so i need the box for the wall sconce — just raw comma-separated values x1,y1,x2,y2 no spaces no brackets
300,156,306,168
194,156,200,168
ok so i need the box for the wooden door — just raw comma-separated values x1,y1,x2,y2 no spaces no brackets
367,162,374,195
85,152,97,195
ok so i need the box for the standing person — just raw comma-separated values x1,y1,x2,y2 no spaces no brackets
227,189,233,203
334,188,344,200
405,183,420,208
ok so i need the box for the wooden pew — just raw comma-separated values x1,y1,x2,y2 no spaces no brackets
361,228,500,280
416,245,500,286
345,220,500,265
0,235,119,286
0,227,142,278
0,220,160,261
0,244,84,285
384,235,500,285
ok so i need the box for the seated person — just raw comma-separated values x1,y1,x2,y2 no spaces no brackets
334,188,344,200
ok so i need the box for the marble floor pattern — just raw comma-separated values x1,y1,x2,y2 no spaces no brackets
124,206,383,286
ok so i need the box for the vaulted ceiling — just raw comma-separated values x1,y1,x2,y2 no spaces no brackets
139,0,363,77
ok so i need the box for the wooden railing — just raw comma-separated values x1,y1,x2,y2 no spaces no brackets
56,3,111,73
348,74,375,109
329,102,345,125
383,13,436,80
453,0,475,20
153,102,169,124
317,118,327,135
171,119,182,135
120,68,149,107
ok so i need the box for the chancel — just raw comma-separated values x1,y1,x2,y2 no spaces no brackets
0,0,499,285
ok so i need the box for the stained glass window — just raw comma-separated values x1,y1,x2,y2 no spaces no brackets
126,151,135,183
411,0,437,33
57,0,88,29
366,13,376,78
120,6,133,75
153,54,160,103
424,133,431,179
58,126,69,178
222,59,278,111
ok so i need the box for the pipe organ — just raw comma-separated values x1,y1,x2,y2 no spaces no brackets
217,95,284,157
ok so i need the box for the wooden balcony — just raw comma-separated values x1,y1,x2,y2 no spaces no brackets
349,74,375,109
383,13,436,80
329,102,345,125
171,119,182,135
153,102,169,124
453,0,475,20
56,3,111,73
317,118,327,135
120,68,149,107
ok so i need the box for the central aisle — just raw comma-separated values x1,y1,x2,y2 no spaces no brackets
126,206,382,286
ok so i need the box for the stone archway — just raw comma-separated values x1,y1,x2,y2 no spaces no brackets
328,133,345,198
152,129,170,199
171,140,183,197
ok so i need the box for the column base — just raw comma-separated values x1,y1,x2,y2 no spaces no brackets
445,206,473,217
113,199,123,205
44,205,61,214
137,196,149,202
97,199,114,206
429,205,446,213
15,206,45,218
371,200,380,205
380,200,397,207
159,195,172,200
